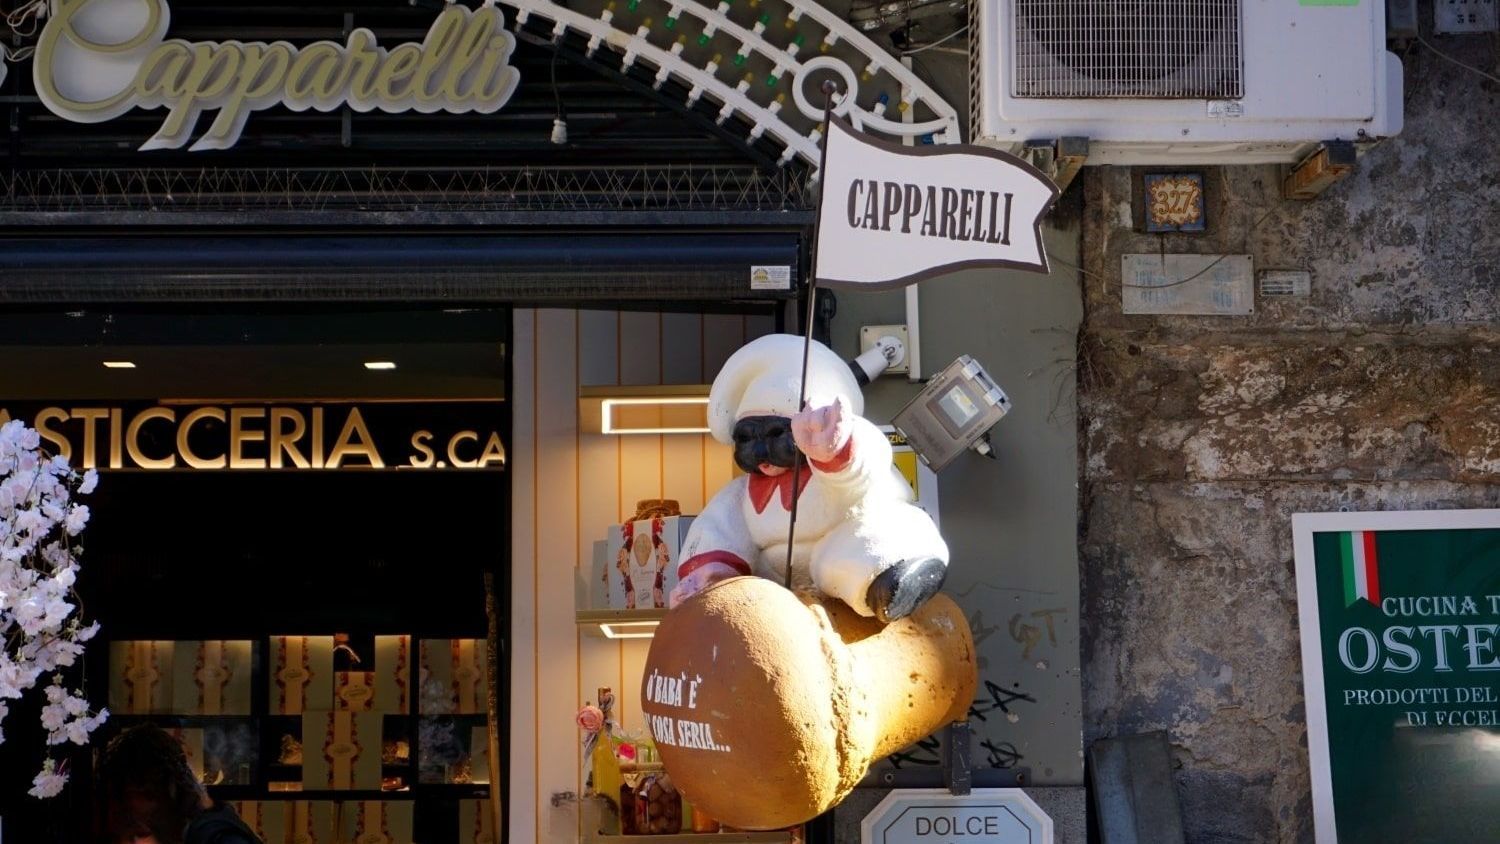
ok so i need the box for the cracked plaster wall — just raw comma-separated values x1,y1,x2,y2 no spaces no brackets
1077,23,1500,844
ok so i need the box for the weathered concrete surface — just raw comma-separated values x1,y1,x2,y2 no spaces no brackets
1079,20,1500,844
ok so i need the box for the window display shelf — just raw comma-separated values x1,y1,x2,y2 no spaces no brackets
576,608,667,639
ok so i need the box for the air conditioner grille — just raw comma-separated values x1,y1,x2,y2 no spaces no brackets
1013,0,1243,99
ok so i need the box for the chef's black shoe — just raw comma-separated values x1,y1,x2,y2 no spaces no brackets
866,558,947,624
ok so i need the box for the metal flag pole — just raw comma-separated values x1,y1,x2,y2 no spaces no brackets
784,79,839,590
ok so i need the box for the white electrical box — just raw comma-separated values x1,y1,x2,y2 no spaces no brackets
971,0,1405,165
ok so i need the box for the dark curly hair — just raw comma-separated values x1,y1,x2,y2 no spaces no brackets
96,724,207,844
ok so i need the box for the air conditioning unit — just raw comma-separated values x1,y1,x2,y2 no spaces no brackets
970,0,1404,166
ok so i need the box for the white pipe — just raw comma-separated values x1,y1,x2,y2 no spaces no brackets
905,284,921,382
901,56,921,382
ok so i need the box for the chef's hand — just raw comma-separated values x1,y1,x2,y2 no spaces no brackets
669,561,742,608
791,397,851,464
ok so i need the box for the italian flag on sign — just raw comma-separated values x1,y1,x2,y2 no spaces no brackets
1340,531,1381,607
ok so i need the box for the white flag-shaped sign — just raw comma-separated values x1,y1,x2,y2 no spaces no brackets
814,118,1059,288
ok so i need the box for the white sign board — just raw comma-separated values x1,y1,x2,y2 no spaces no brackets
814,119,1058,288
861,789,1053,844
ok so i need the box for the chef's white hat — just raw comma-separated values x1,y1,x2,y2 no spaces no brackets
707,334,863,445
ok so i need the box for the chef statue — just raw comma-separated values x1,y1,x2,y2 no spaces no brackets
669,334,949,623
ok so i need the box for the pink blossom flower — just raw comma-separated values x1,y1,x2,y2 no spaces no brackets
575,704,605,733
29,760,67,798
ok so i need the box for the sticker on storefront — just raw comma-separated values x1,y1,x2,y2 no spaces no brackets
750,265,792,291
32,0,521,152
1293,508,1500,842
1207,100,1246,118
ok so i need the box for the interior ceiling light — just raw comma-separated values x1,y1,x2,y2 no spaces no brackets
599,620,661,639
102,361,136,369
364,361,398,370
579,385,712,435
601,397,711,435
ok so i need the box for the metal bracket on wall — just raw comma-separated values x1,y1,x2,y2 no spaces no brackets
1025,137,1089,195
855,719,1028,790
1283,140,1357,201
942,720,973,795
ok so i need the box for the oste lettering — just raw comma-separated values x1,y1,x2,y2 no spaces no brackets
913,815,1001,836
1337,624,1500,674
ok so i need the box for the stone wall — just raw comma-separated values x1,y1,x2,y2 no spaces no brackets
1076,25,1500,844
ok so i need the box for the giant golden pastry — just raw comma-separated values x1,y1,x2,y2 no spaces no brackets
640,576,976,830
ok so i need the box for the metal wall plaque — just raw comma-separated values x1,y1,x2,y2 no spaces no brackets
1121,254,1253,316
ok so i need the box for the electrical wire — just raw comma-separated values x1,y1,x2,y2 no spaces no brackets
4,0,45,38
1415,33,1500,86
901,25,968,56
1115,208,1277,289
1048,207,1276,290
550,45,566,123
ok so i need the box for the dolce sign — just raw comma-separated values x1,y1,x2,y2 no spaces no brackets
861,789,1052,844
33,0,520,151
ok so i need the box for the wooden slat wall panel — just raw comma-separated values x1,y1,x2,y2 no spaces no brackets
535,310,581,842
511,307,777,842
576,309,622,799
577,311,619,388
508,310,539,842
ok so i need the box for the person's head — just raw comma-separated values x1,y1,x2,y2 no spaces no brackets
97,724,208,844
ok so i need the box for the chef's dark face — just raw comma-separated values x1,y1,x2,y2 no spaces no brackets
732,415,800,475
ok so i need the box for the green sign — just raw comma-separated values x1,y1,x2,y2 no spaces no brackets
1295,510,1500,842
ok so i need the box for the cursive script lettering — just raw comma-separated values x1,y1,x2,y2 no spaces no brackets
34,0,520,151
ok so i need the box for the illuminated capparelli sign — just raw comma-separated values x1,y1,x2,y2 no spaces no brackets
33,0,521,151
0,403,506,471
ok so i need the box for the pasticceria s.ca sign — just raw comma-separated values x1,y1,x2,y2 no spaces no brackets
0,403,506,471
28,0,520,151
